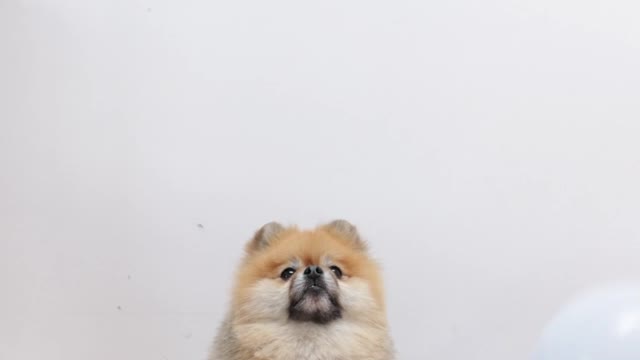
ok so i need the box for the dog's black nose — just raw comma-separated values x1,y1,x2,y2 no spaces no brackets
303,265,323,279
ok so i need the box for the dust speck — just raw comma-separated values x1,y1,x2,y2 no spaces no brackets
147,7,152,13
127,275,131,280
197,223,204,229
117,306,122,311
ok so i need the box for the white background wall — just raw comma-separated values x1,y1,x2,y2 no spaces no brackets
2,1,640,359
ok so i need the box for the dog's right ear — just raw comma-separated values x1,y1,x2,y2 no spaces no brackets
322,219,368,251
246,221,286,253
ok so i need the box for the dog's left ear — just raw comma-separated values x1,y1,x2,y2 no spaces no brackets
323,219,368,251
246,221,286,253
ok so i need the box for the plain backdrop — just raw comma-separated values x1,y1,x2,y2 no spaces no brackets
2,1,640,359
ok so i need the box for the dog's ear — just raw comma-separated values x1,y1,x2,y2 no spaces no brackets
246,222,286,253
323,219,368,251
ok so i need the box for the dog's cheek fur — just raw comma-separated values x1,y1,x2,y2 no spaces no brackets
339,278,385,321
235,279,290,322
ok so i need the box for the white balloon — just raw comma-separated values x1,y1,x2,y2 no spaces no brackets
533,283,640,360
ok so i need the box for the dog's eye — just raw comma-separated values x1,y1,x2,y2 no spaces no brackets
330,266,343,279
280,267,296,280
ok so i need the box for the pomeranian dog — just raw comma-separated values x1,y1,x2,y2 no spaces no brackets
210,220,394,360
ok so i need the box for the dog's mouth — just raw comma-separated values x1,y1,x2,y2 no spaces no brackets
290,284,329,306
306,284,326,293
289,283,342,324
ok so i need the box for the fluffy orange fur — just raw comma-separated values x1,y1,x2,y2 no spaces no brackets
211,221,395,360
232,226,385,317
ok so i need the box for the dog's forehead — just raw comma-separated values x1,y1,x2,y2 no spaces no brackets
269,230,350,265
286,255,333,267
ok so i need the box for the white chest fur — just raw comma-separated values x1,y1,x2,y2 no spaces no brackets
233,320,393,360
